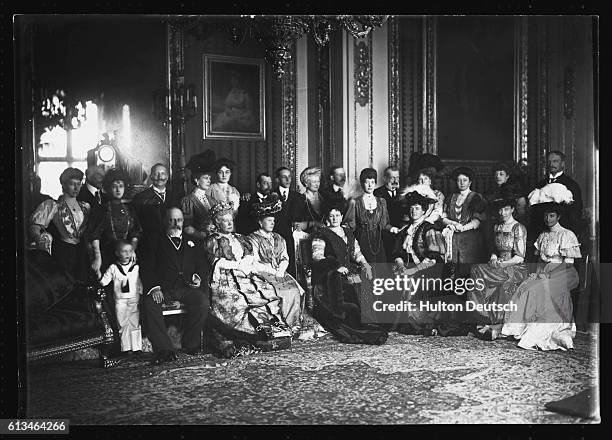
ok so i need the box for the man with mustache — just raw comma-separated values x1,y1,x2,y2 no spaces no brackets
237,172,274,235
374,166,402,261
527,150,584,259
319,166,349,215
132,163,176,257
139,207,209,364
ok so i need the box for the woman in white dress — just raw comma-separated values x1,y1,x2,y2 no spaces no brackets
501,183,581,350
207,158,240,217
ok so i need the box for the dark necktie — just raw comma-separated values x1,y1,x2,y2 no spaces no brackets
170,237,181,248
281,191,287,202
160,192,166,203
95,190,101,204
389,189,396,198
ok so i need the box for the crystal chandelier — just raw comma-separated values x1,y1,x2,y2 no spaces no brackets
169,15,389,79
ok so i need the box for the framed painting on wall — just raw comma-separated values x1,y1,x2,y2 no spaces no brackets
203,54,266,140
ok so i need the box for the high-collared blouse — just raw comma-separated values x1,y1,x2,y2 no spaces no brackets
442,189,486,225
30,195,90,244
181,188,212,232
534,223,581,263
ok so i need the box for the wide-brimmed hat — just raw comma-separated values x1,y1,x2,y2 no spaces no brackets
401,190,437,214
408,152,444,180
490,185,517,210
186,150,217,180
251,193,282,218
451,166,475,183
102,168,131,193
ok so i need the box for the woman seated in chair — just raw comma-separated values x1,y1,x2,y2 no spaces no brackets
468,186,529,341
392,188,473,336
205,201,292,358
501,185,581,350
310,200,388,345
248,194,304,336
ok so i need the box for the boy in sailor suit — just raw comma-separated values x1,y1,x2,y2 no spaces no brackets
99,240,143,353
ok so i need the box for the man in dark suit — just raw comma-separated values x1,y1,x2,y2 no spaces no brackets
319,165,349,214
132,163,175,257
77,165,110,227
528,150,584,256
140,207,209,365
237,172,274,235
373,165,402,261
272,167,305,277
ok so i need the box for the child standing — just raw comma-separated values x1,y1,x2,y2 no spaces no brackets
99,240,142,353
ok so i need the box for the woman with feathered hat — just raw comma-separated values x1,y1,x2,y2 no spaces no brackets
500,183,581,350
467,185,529,341
204,200,291,358
391,187,472,336
181,150,217,242
402,152,446,224
248,194,304,335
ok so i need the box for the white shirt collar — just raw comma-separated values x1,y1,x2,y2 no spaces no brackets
279,187,289,195
167,231,183,239
549,171,564,179
332,184,343,193
86,183,99,196
459,188,471,196
152,185,166,194
194,187,207,197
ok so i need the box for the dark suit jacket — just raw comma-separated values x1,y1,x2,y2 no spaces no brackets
132,186,176,252
237,193,271,235
140,233,207,295
78,185,110,233
531,173,584,239
373,185,402,227
273,188,304,237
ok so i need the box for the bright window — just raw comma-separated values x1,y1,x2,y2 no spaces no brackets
37,101,98,199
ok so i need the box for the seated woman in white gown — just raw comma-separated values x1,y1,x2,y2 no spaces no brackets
502,183,581,351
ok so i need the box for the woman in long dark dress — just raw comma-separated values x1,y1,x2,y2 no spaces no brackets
344,168,399,266
310,202,388,345
441,167,487,277
392,189,473,336
89,169,142,277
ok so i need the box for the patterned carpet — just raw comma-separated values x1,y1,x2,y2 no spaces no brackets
26,331,599,424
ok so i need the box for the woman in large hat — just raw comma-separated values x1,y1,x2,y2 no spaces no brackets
310,197,388,345
391,188,472,336
501,183,581,350
89,168,142,278
181,150,217,242
441,166,487,276
29,167,91,282
467,186,529,341
204,200,291,358
207,157,241,217
248,194,304,335
403,152,445,223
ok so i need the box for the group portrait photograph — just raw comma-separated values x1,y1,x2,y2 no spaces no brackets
8,12,603,429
